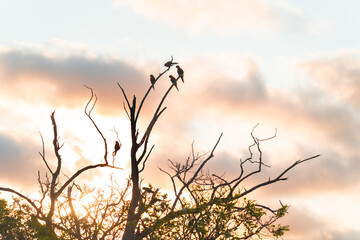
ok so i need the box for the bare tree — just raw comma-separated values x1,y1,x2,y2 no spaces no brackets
0,56,320,239
0,87,121,238
116,57,319,239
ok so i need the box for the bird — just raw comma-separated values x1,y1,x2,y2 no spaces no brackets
164,56,178,68
150,74,156,90
143,186,153,193
176,65,184,83
169,75,179,91
113,141,121,157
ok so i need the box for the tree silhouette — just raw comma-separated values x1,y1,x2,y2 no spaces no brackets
0,56,320,239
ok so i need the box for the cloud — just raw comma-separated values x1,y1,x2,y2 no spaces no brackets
0,49,148,114
0,133,44,190
298,50,360,108
327,230,360,240
162,54,360,196
1,48,360,199
278,205,360,240
279,205,324,239
115,0,314,34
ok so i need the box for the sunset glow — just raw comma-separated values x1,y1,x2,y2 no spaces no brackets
1,0,360,239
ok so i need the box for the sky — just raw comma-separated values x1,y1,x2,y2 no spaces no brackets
1,0,360,239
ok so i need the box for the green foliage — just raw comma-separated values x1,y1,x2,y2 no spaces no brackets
0,198,35,239
134,185,290,239
271,224,290,237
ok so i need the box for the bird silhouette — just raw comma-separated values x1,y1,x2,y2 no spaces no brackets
176,65,184,83
164,56,178,68
113,141,121,157
169,75,179,91
150,74,156,90
143,187,153,193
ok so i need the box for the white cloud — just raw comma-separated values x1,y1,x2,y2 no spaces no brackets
115,0,314,34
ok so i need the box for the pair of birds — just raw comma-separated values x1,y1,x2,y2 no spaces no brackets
150,64,184,91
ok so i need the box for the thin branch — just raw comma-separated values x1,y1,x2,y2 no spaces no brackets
55,163,122,199
117,83,131,110
67,185,81,240
51,111,62,179
139,145,155,173
171,133,223,211
123,102,130,120
239,155,320,198
38,132,53,174
84,86,109,165
135,67,172,123
0,187,42,217
138,75,180,148
137,107,167,163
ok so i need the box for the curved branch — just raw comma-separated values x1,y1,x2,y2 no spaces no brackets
38,132,53,174
55,163,122,199
84,86,109,165
239,154,320,198
0,187,43,217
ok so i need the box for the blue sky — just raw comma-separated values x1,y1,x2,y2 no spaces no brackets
1,1,360,239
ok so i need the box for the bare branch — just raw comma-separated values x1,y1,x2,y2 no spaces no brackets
38,131,53,174
0,187,42,217
67,185,81,240
117,82,131,111
55,163,122,199
239,154,320,198
139,145,155,173
84,86,109,165
135,67,172,123
171,133,223,211
123,102,130,120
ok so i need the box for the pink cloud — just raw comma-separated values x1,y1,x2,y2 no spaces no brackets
298,51,360,108
1,48,360,200
0,133,45,191
0,49,149,114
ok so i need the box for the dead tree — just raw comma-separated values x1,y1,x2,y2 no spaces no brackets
0,56,320,239
118,56,183,239
116,57,320,239
0,87,121,237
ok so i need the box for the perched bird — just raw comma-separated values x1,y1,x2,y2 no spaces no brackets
176,65,184,83
150,74,156,90
169,75,179,91
164,56,178,68
143,187,153,193
113,141,121,157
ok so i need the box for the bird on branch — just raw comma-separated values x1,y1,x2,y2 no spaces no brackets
169,75,179,91
176,65,184,83
143,187,153,193
113,141,121,157
164,56,178,68
150,74,156,90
